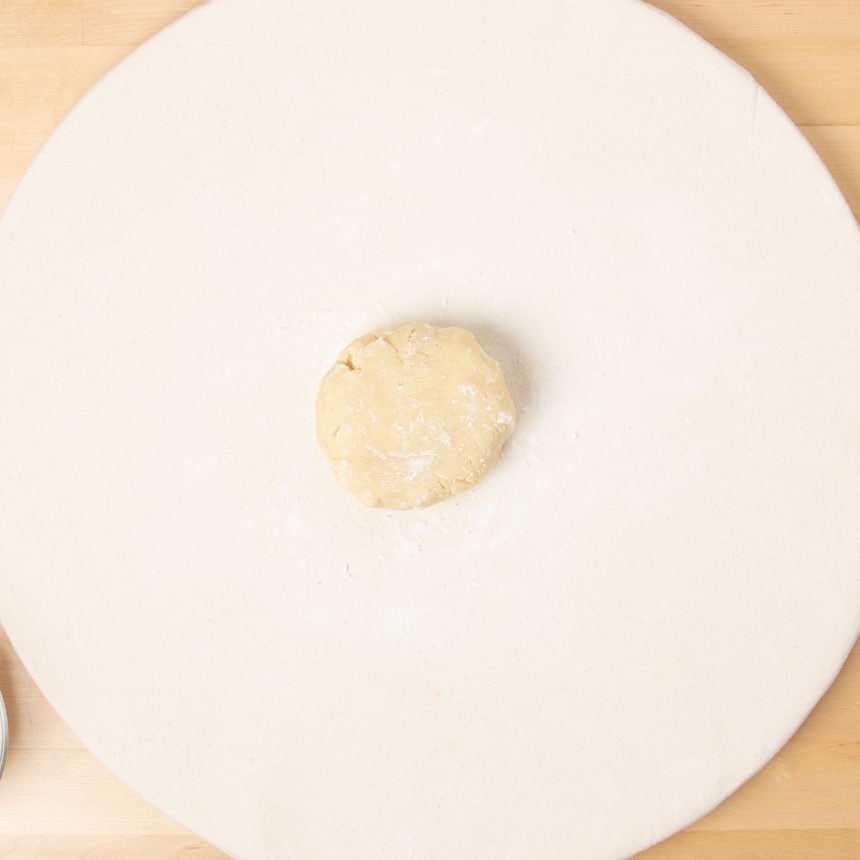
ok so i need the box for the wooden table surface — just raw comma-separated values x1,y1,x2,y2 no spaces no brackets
1,2,859,858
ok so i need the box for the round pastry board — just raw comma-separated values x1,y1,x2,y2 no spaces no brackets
1,1,859,858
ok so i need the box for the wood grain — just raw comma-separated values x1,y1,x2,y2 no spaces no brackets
1,2,858,858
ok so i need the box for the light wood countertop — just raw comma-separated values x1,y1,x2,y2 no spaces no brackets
1,2,858,857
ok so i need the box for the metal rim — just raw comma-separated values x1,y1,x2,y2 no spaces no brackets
0,689,7,780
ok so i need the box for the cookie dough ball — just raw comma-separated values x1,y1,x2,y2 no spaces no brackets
316,323,516,510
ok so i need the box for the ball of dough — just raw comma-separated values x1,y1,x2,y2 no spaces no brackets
316,323,517,510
